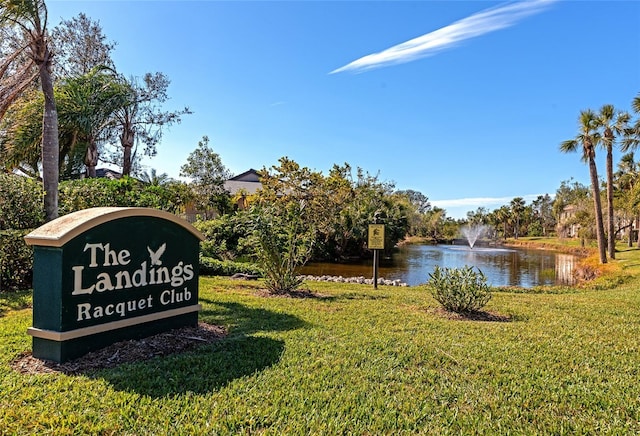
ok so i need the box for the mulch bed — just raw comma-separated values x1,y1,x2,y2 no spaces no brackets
431,307,513,322
10,322,227,376
254,288,329,299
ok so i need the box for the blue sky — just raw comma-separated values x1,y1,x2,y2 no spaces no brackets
47,0,640,219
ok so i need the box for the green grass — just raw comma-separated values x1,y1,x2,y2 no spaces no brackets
2,248,640,434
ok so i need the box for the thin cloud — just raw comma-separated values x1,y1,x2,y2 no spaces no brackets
330,0,557,74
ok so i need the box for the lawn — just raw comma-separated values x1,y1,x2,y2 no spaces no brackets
2,247,640,434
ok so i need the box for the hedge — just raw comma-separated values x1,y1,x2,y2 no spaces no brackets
0,230,33,292
199,255,262,277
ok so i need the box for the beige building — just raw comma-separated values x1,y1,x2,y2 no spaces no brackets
223,169,263,209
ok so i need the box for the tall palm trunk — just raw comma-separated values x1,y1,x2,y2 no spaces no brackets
120,126,134,176
84,135,98,177
605,130,615,259
589,155,607,263
30,22,59,221
40,61,58,220
1,0,59,220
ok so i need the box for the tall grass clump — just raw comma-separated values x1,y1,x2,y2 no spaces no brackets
427,265,492,313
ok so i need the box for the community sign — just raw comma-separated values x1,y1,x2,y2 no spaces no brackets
24,207,204,363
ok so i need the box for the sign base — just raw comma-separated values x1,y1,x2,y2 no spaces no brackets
30,309,199,362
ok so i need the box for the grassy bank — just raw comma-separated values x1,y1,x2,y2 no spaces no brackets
2,248,640,434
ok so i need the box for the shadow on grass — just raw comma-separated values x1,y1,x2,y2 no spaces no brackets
0,290,32,317
198,299,308,335
100,335,285,397
96,300,306,397
333,292,389,301
432,307,517,322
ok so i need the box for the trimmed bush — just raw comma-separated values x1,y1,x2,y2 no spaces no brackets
194,215,250,261
0,173,44,230
199,255,262,277
0,174,43,292
427,265,492,313
0,230,33,292
58,177,192,215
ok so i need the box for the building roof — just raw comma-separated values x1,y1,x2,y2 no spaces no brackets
229,169,261,182
225,169,262,195
95,168,122,179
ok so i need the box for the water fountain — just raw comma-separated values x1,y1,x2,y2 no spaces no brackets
460,224,487,249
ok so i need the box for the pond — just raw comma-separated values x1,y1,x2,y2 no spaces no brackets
300,244,577,287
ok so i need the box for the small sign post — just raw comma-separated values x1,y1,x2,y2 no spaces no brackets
368,219,385,289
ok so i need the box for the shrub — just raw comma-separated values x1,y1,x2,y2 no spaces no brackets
427,265,492,313
58,177,138,214
0,174,43,292
0,173,44,230
58,177,194,215
199,255,262,277
194,215,250,260
0,230,33,292
246,203,314,294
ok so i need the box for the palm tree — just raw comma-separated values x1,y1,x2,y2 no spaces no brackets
139,168,171,186
560,109,607,264
614,152,640,246
596,104,631,259
494,205,510,240
0,0,58,221
622,93,640,158
509,197,525,239
57,66,130,177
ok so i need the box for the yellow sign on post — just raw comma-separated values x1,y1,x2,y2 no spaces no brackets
368,224,385,250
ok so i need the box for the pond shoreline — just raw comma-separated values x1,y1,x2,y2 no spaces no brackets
299,275,409,287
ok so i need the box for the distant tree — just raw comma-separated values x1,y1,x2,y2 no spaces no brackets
560,109,607,263
510,197,525,239
50,12,116,79
255,158,410,261
570,196,598,244
552,178,590,218
493,205,510,239
420,207,455,241
395,189,430,214
0,0,59,221
466,207,489,226
619,93,640,243
109,72,191,176
179,136,232,215
394,189,430,237
622,92,640,151
614,152,640,246
139,168,171,186
531,194,555,236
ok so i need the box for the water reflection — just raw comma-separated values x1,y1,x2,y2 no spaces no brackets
555,254,576,285
300,244,576,288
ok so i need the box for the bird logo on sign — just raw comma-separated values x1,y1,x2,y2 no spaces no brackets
147,243,166,266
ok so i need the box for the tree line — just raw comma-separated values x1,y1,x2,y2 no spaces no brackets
1,1,189,221
560,97,640,264
2,1,639,287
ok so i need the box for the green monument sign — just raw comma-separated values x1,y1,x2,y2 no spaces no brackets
24,207,204,363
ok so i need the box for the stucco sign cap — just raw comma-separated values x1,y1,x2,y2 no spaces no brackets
24,207,205,248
